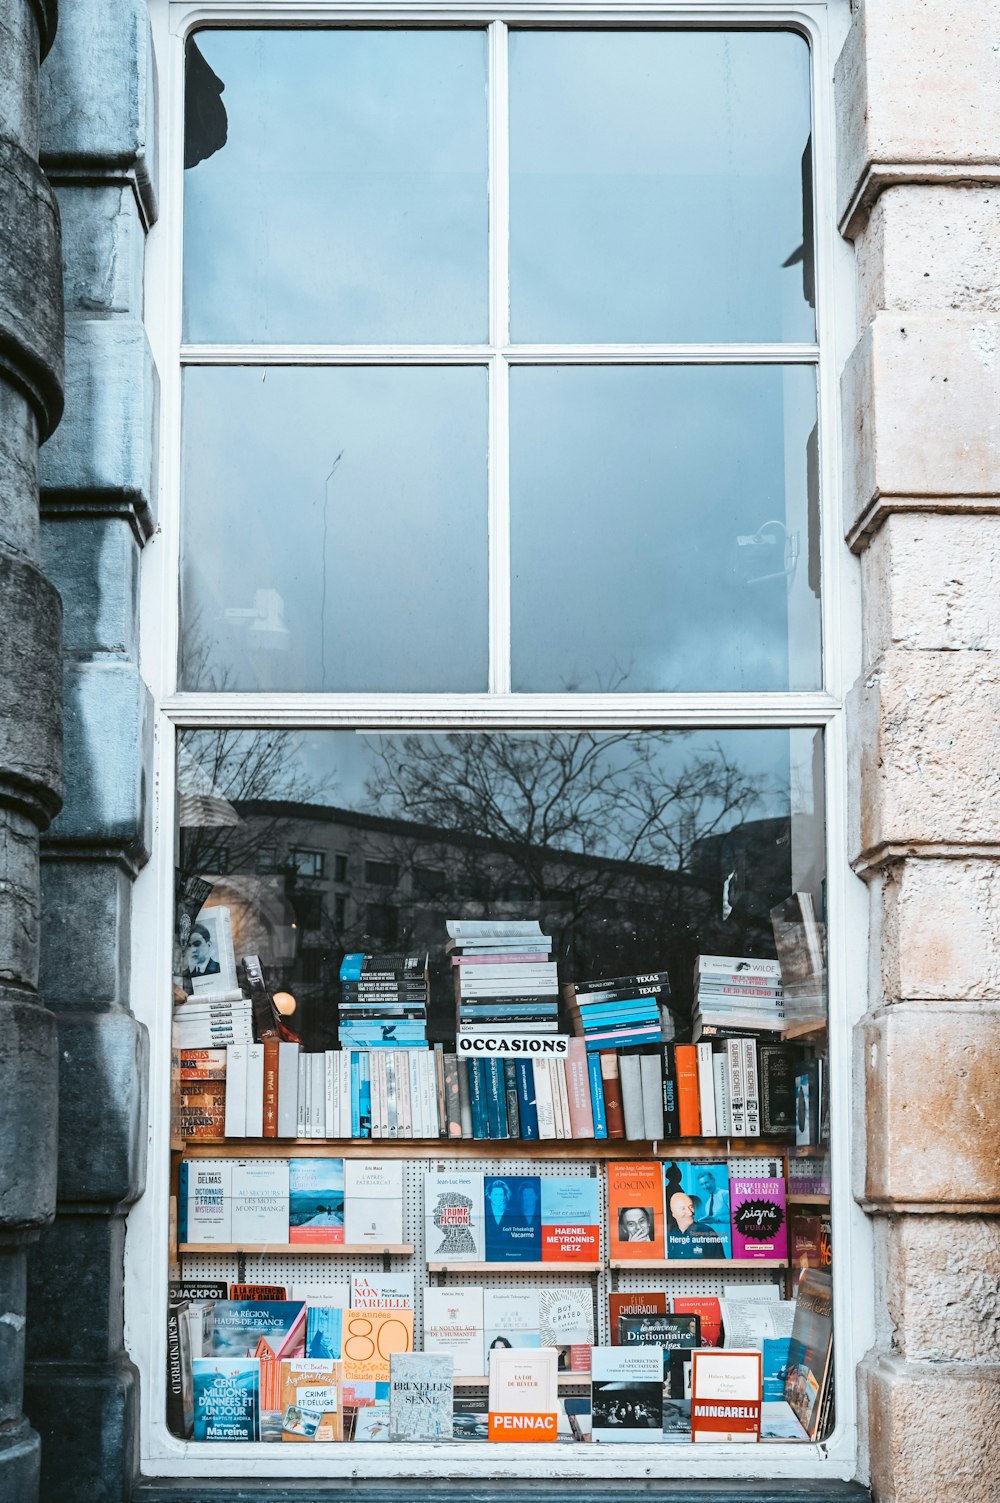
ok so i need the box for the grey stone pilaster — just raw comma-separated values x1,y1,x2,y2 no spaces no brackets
26,4,157,1500
0,3,64,1503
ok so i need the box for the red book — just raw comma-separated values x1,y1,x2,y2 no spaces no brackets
673,1295,722,1347
674,1045,702,1137
608,1291,668,1343
607,1162,665,1260
565,1039,595,1139
262,1038,280,1139
599,1052,626,1139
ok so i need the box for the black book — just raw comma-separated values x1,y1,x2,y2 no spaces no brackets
661,1044,679,1137
574,971,671,995
503,1058,521,1139
759,1044,799,1135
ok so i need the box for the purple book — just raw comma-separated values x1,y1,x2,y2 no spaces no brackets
730,1176,788,1261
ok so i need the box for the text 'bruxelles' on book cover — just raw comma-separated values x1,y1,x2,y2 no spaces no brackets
607,1163,665,1260
389,1352,454,1442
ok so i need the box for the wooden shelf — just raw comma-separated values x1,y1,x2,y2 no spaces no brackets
178,1242,413,1256
781,1017,827,1041
427,1261,601,1274
608,1257,788,1270
175,1137,794,1160
786,1193,831,1206
454,1373,589,1389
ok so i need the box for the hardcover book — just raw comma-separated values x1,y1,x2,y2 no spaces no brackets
288,1158,344,1245
192,1358,260,1441
590,1346,664,1442
540,1176,600,1262
424,1172,484,1262
389,1352,454,1441
662,1160,732,1260
607,1162,665,1260
487,1347,558,1442
484,1175,543,1262
423,1286,485,1377
730,1173,788,1261
279,1358,342,1442
343,1159,403,1246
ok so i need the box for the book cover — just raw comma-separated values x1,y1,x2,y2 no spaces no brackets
484,1289,541,1369
352,1404,391,1441
344,1159,403,1246
229,1284,287,1303
484,1175,543,1262
540,1175,600,1263
187,906,239,997
230,1159,289,1246
166,1302,193,1438
423,1286,484,1377
591,1346,664,1442
565,1038,596,1137
342,1308,413,1383
305,1306,342,1360
532,1059,556,1140
288,1158,344,1245
179,1160,231,1244
639,1052,665,1140
619,1313,700,1416
674,1045,701,1136
424,1171,484,1262
730,1174,788,1261
291,1283,349,1308
350,1273,413,1309
661,1044,679,1136
538,1286,594,1371
389,1352,454,1441
607,1162,665,1260
691,1349,762,1442
784,1269,833,1439
192,1357,260,1441
211,1301,306,1362
608,1292,668,1344
487,1347,558,1441
279,1358,342,1442
514,1059,539,1140
662,1160,732,1260
672,1296,723,1347
789,1210,832,1290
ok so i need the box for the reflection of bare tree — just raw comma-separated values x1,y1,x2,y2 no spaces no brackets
363,732,774,983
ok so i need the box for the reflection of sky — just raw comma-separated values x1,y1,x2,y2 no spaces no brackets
509,365,819,693
184,29,489,343
180,366,488,691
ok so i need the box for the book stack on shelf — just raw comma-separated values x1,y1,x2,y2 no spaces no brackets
449,920,559,1041
338,951,430,1050
691,955,785,1041
176,1048,227,1139
660,1038,799,1140
563,970,673,1053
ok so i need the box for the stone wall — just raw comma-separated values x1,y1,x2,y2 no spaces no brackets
836,3,1000,1499
23,3,157,1501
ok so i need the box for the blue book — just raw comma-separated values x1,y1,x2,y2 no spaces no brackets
467,1057,489,1139
339,953,366,983
178,1162,188,1242
578,1000,660,1025
484,1175,542,1261
359,1055,372,1137
587,1052,608,1138
210,1301,306,1360
460,1002,558,1016
289,1158,344,1243
763,1336,793,1401
306,1305,343,1360
484,1058,503,1138
514,1059,538,1140
193,1358,260,1441
350,1052,361,1139
584,1026,663,1051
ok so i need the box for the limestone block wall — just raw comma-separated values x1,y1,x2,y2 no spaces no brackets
23,4,158,1501
836,3,1000,1499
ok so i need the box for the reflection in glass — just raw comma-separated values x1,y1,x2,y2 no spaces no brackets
176,726,826,1051
509,364,820,693
509,30,814,343
180,366,489,691
183,29,488,343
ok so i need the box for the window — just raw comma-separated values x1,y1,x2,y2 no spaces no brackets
140,2,859,1485
255,845,278,875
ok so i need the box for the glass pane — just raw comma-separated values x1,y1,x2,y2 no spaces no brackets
183,29,489,343
510,365,820,693
509,31,814,343
180,366,488,691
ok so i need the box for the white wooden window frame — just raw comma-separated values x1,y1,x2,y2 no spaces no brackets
132,0,870,1482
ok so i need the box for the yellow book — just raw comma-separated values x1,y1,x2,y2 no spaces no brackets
278,1359,342,1442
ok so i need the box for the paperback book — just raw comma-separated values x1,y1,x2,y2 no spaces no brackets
389,1352,454,1441
288,1158,344,1246
425,1171,484,1262
538,1286,595,1371
279,1358,342,1442
484,1175,543,1262
487,1347,559,1442
590,1347,664,1442
540,1176,600,1262
730,1173,788,1261
343,1160,404,1246
423,1286,485,1377
192,1358,260,1441
662,1160,732,1261
607,1162,665,1260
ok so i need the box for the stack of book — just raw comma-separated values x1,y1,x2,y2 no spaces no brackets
449,921,558,1040
175,1048,227,1138
563,970,672,1053
338,952,429,1050
770,892,826,1022
173,989,253,1051
691,955,785,1041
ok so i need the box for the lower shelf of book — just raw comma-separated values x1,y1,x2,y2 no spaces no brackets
178,1243,414,1256
608,1257,788,1271
427,1261,602,1274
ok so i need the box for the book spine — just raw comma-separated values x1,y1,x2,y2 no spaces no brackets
619,1053,644,1140
311,1053,325,1139
696,1041,718,1137
166,1305,187,1438
444,1053,463,1138
433,1044,447,1138
661,1044,679,1137
533,1058,556,1140
495,1057,510,1138
587,1051,608,1138
456,1054,473,1138
713,1050,731,1135
296,1054,307,1138
565,1038,595,1138
639,1052,665,1139
350,1053,361,1139
245,1044,264,1137
742,1038,761,1136
370,1051,383,1140
599,1051,626,1139
408,1050,425,1139
551,1058,569,1140
727,1039,746,1136
386,1051,398,1139
674,1044,701,1137
503,1058,521,1140
467,1056,488,1139
421,1052,438,1138
262,1039,279,1139
224,1045,247,1138
399,1048,413,1138
178,1162,188,1243
277,1042,299,1139
514,1059,539,1140
359,1053,371,1137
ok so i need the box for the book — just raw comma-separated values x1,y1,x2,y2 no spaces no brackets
618,1312,700,1422
210,1301,306,1362
784,1269,833,1440
423,1286,484,1377
424,1171,484,1262
599,1052,625,1139
389,1352,454,1441
288,1158,344,1245
350,1273,413,1309
795,1059,823,1147
758,1044,799,1135
742,1037,761,1137
691,1350,762,1441
487,1347,558,1441
731,1172,788,1261
344,1160,403,1246
245,1044,264,1137
279,1358,342,1442
349,1402,391,1441
305,1307,342,1361
484,1174,542,1262
789,1209,832,1290
607,1162,665,1260
514,1059,539,1139
533,1058,556,1139
565,1038,596,1137
673,1296,723,1347
662,1159,732,1260
224,1045,247,1137
178,1160,231,1243
639,1052,665,1139
483,1289,541,1369
166,1301,193,1437
192,1358,260,1441
591,1346,664,1441
586,1052,607,1138
230,1159,289,1245
695,1042,717,1137
503,1059,521,1138
608,1292,668,1344
618,1054,644,1140
229,1284,287,1303
674,1045,701,1136
277,1042,300,1139
187,906,239,996
540,1175,600,1263
727,1040,746,1136
342,1308,413,1383
538,1286,594,1370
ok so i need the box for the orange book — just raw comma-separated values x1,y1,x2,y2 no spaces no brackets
674,1045,702,1137
599,1052,626,1139
262,1038,280,1139
342,1309,413,1383
607,1161,665,1260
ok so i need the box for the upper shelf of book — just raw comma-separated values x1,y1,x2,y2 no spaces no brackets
174,1137,802,1161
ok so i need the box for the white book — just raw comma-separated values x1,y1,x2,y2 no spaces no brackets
713,1051,731,1136
696,955,782,979
727,1040,746,1137
297,1054,308,1138
408,1051,424,1140
181,1159,232,1243
311,1054,325,1138
551,1057,568,1140
224,1045,247,1138
423,1286,484,1377
446,920,544,939
696,1042,718,1137
245,1044,264,1138
421,1052,438,1138
533,1059,556,1140
344,1159,404,1245
369,1051,382,1140
230,1158,289,1245
619,1054,644,1141
340,1052,352,1140
290,1283,350,1307
277,1042,300,1139
488,1347,557,1426
351,1272,414,1309
483,1289,541,1371
424,1171,484,1262
741,1038,761,1137
325,1052,336,1139
640,1053,665,1139
385,1052,398,1139
396,1050,412,1138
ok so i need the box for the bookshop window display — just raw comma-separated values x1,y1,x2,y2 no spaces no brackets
157,6,844,1475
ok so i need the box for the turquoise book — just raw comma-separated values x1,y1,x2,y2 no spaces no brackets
192,1358,260,1441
